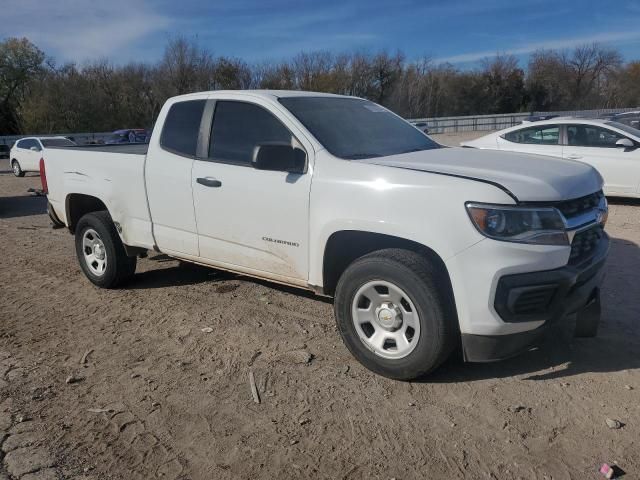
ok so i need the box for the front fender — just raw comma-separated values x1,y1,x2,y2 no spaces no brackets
307,152,515,287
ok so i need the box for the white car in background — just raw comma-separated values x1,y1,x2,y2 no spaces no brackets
10,136,76,177
461,119,640,198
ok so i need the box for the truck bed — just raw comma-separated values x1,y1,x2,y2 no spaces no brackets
48,143,149,155
44,143,155,250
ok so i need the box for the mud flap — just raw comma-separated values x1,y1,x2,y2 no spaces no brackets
47,201,65,229
574,290,601,338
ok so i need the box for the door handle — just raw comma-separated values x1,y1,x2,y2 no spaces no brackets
566,154,583,160
197,177,222,188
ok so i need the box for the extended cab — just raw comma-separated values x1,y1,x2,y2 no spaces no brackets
42,91,609,380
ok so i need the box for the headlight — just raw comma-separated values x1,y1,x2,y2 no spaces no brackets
466,203,568,245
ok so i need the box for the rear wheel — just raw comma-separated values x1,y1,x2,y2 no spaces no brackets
334,249,458,380
75,211,136,288
11,160,24,177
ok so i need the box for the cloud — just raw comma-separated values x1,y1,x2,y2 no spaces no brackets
435,31,640,64
0,0,170,61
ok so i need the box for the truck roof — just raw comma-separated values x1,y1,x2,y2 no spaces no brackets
171,90,354,101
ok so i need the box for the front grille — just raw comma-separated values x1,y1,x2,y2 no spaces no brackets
555,191,603,220
510,285,557,315
569,225,604,265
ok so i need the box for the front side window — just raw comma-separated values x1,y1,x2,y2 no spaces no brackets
503,126,560,145
160,100,206,157
209,101,293,165
567,125,626,148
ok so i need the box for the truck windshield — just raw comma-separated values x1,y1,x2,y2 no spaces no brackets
279,97,440,159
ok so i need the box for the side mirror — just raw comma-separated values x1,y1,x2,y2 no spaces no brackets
414,122,429,134
30,146,39,152
615,138,635,149
252,143,306,174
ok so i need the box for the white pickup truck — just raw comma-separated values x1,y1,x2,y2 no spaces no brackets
42,90,609,380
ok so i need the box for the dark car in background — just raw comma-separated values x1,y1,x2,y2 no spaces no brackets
105,129,148,144
0,144,9,160
522,114,559,123
610,111,640,129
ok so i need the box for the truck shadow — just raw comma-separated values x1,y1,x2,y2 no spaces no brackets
0,195,47,219
132,253,330,301
607,196,640,207
427,233,640,383
128,259,234,289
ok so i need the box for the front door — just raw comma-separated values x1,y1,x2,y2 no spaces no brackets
563,124,640,195
192,98,312,282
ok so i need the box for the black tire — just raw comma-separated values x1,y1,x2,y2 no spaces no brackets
334,249,458,380
75,211,136,288
11,160,25,177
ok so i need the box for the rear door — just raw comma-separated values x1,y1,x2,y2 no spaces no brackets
145,99,207,256
563,124,640,195
497,124,563,158
191,97,313,283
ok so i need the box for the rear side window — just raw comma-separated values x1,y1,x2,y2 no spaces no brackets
209,101,293,165
503,126,560,145
19,139,40,150
41,138,76,148
160,100,206,157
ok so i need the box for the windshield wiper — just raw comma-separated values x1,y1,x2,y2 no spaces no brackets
399,147,426,154
343,153,380,160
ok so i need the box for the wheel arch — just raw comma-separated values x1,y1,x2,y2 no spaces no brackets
65,193,110,233
321,230,453,299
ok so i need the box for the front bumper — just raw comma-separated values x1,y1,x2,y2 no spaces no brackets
461,233,609,362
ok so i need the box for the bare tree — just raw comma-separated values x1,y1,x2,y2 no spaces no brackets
6,36,640,135
564,43,622,108
158,36,214,96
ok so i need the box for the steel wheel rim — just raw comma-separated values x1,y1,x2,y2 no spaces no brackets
351,280,421,359
12,163,19,175
82,228,107,277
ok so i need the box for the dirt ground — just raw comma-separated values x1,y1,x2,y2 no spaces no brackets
0,142,639,479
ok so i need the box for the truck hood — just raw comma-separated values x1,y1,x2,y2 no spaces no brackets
362,147,603,202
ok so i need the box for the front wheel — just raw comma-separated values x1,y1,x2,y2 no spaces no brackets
12,160,24,177
75,211,136,288
334,249,457,380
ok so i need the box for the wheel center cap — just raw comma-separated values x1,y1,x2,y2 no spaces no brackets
375,302,402,331
93,243,105,260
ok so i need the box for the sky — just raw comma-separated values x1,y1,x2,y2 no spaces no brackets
2,0,640,67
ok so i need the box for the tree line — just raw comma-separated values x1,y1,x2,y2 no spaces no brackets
1,36,639,135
